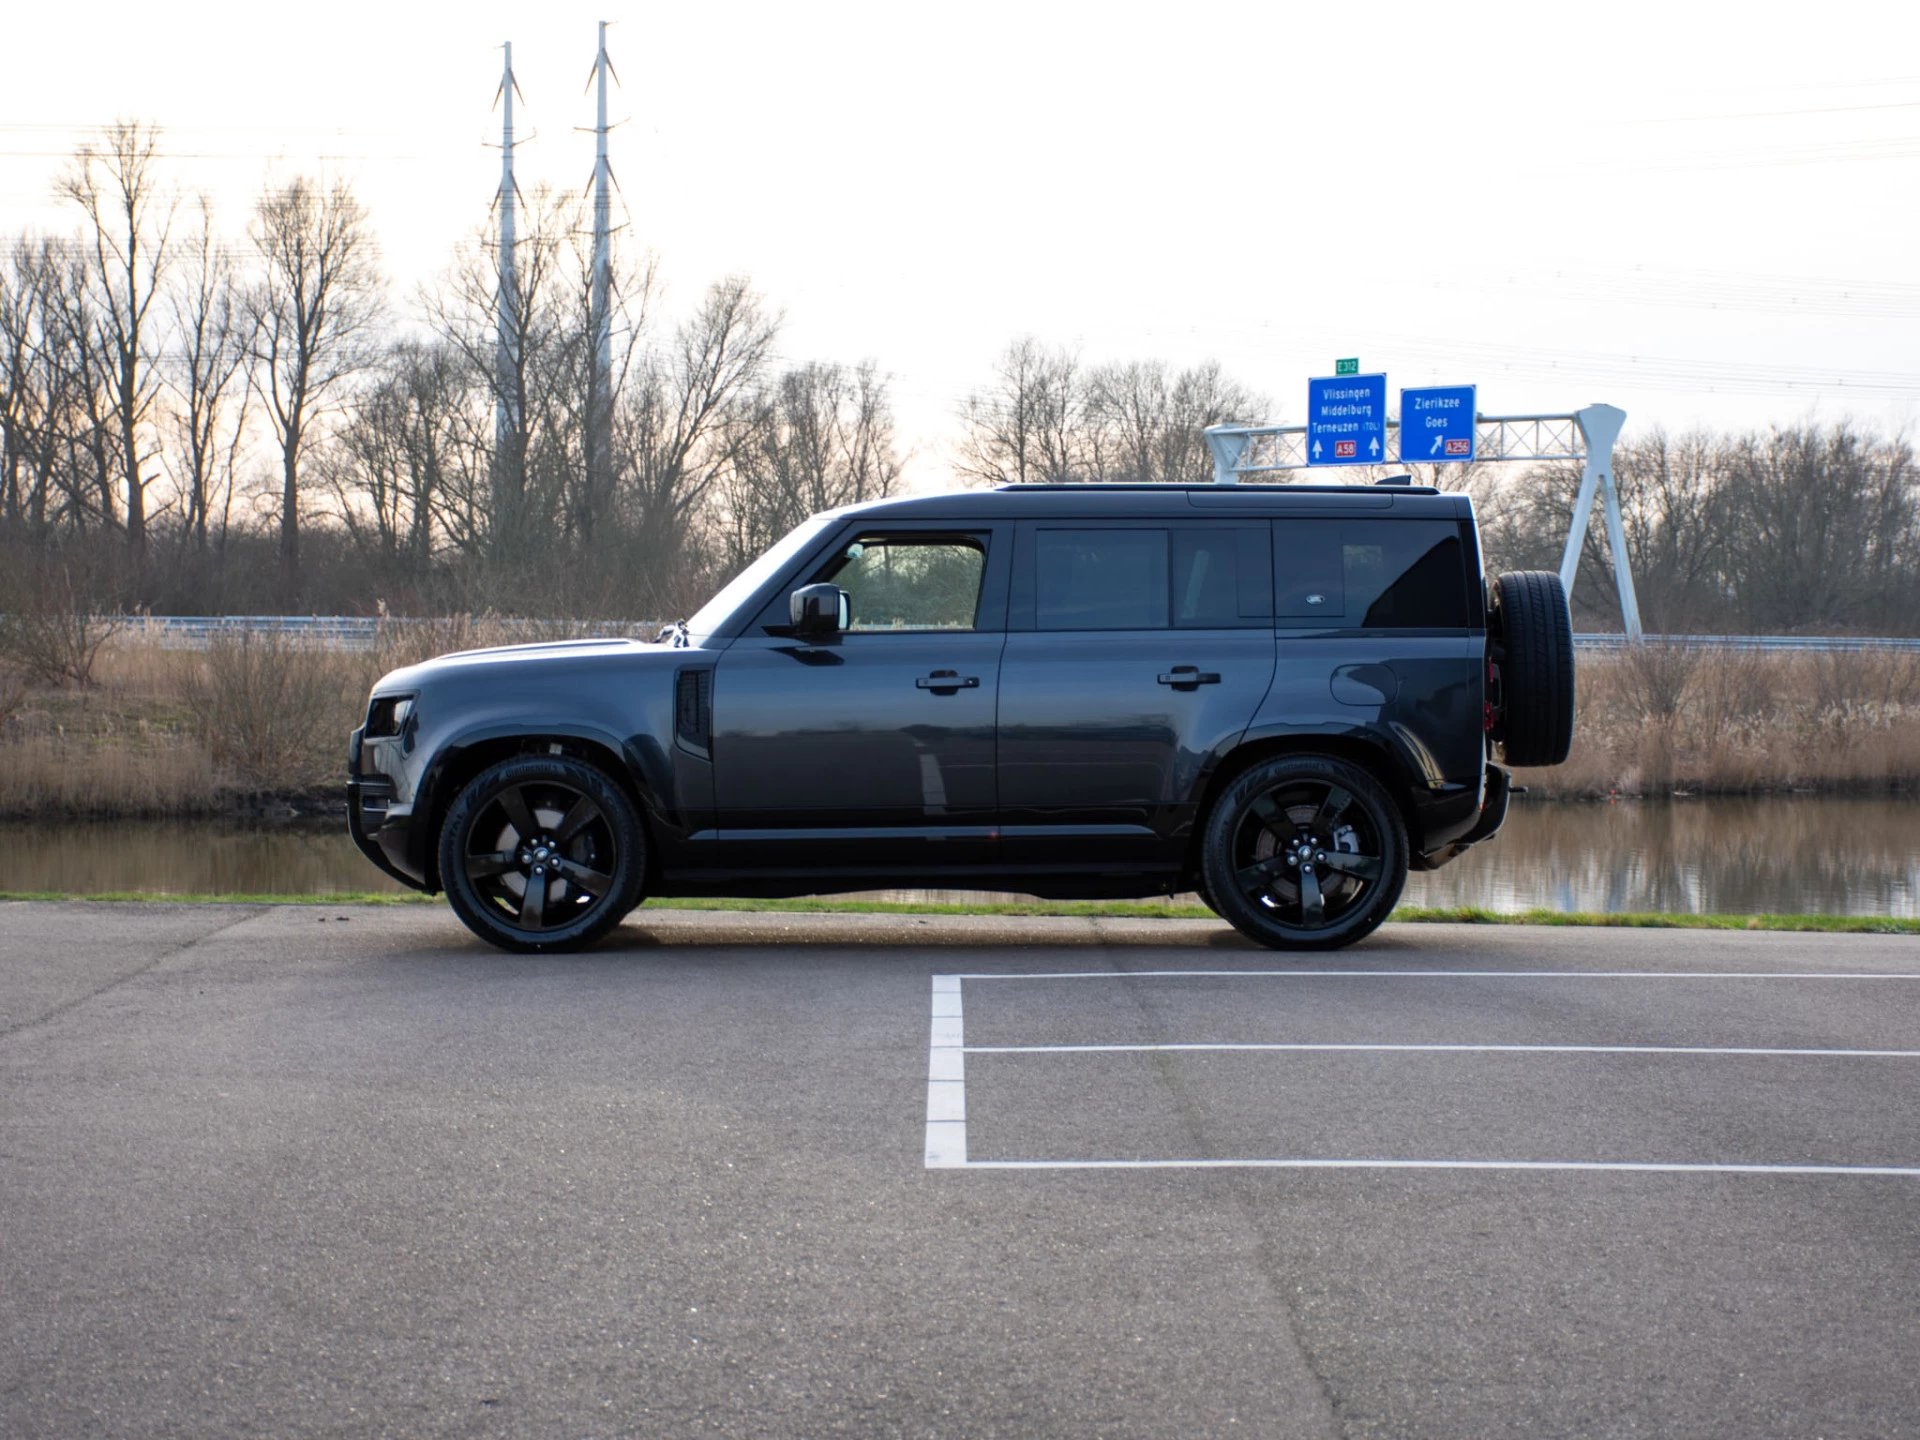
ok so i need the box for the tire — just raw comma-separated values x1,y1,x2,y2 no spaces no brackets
1491,570,1575,767
1200,755,1408,951
438,754,647,953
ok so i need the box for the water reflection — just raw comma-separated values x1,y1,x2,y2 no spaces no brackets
0,820,412,899
1406,797,1920,917
1,797,1916,917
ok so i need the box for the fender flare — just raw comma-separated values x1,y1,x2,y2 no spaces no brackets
414,717,671,885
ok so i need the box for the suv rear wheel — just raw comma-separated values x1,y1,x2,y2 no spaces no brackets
438,754,646,953
1200,755,1408,950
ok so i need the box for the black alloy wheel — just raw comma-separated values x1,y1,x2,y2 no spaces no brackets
438,754,646,953
1200,755,1408,951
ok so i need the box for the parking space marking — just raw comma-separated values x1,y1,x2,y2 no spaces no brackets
924,976,967,1168
927,969,1920,1176
958,1159,1920,1176
951,969,1920,982
965,1043,1920,1058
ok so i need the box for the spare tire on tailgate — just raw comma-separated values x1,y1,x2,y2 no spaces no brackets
1491,570,1575,766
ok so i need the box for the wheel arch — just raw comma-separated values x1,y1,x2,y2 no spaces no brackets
418,725,654,893
1184,729,1422,882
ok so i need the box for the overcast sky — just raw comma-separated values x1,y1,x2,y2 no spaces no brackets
5,0,1917,484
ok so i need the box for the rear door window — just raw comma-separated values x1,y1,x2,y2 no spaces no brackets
1028,525,1272,631
1034,529,1169,630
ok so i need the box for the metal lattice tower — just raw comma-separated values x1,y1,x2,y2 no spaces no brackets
586,20,617,513
493,42,523,451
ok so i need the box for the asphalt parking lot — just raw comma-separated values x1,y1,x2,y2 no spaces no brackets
4,903,1919,1438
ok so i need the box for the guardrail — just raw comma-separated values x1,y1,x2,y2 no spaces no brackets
82,617,1920,654
1572,634,1920,653
111,616,666,652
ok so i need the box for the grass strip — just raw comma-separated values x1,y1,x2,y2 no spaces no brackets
0,890,1916,934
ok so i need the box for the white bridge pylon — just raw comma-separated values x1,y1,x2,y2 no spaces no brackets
1203,404,1642,641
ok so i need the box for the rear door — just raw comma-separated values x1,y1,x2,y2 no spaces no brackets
996,520,1276,874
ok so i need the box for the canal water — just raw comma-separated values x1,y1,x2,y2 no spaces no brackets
3,797,1916,918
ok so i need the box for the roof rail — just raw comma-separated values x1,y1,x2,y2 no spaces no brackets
992,481,1441,495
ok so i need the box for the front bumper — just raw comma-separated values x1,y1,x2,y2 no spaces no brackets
347,727,430,892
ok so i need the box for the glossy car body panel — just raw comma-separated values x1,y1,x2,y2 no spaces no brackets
997,629,1274,871
706,630,1005,867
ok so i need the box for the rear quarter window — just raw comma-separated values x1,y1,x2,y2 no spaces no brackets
1275,519,1471,629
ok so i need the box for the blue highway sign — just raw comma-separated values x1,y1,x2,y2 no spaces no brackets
1307,372,1387,466
1399,384,1477,463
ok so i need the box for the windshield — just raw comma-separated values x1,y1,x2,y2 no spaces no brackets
684,516,834,638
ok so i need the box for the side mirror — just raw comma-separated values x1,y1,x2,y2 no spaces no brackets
789,583,850,637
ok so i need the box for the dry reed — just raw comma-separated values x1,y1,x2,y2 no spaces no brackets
3,634,1918,817
1515,645,1920,797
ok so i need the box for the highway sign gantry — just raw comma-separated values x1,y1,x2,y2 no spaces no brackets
1307,372,1387,466
1399,385,1477,463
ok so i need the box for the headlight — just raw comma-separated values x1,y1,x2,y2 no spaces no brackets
365,695,415,739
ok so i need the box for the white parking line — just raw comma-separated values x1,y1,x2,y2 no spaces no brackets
965,1043,1920,1058
958,1159,1920,1176
924,976,967,1168
952,969,1920,982
925,969,1920,1176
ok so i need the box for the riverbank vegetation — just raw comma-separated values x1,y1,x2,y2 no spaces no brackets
1,629,1916,819
1512,642,1920,798
0,621,530,817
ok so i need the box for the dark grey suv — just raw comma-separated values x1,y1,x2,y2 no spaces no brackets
348,482,1573,953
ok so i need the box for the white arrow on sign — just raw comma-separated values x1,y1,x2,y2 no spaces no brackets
1431,436,1443,455
1311,439,1322,458
1369,436,1380,458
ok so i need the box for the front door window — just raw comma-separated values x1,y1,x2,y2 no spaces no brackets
821,536,987,632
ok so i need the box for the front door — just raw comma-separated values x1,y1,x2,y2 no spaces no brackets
710,525,1007,875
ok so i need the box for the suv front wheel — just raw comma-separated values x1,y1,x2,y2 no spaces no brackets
1200,755,1408,951
438,754,647,953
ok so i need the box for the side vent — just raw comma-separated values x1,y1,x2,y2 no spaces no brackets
675,668,713,754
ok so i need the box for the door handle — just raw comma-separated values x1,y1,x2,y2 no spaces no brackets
1158,665,1221,689
917,670,980,692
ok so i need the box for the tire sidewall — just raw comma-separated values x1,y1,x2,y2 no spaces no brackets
1201,755,1409,951
1491,570,1575,768
438,754,647,953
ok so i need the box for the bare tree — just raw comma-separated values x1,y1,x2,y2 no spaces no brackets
323,340,482,570
419,186,593,566
57,121,175,562
957,338,1083,485
246,176,382,600
0,245,52,527
614,275,777,609
1084,359,1263,483
166,198,253,551
715,360,902,569
1722,422,1918,631
35,242,122,532
1606,430,1732,630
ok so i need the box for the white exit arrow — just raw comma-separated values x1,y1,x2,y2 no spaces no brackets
1431,436,1443,455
